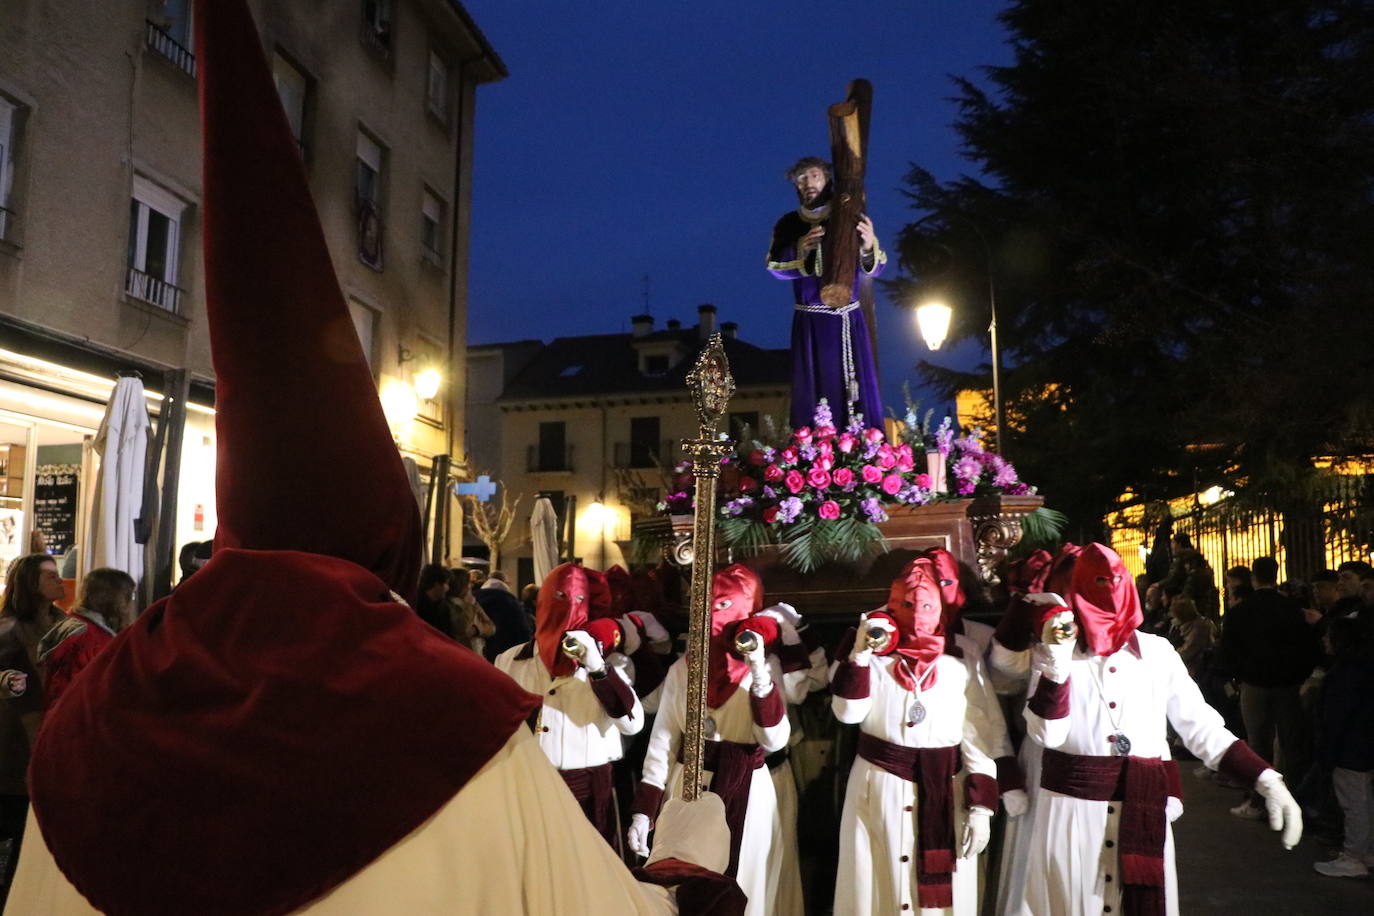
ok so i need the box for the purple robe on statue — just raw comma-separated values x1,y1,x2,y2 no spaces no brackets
767,206,885,430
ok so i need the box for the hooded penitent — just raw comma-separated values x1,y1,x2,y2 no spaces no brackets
706,564,765,708
604,564,632,618
535,562,591,677
1006,548,1053,596
923,546,968,629
1068,543,1143,657
876,557,947,691
25,2,541,914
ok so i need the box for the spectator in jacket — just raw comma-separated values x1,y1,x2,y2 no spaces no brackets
1220,556,1324,819
1170,595,1216,680
415,563,456,638
1329,560,1374,620
1312,616,1374,877
476,572,533,661
37,568,135,709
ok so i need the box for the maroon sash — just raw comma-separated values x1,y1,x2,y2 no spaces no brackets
633,858,747,916
856,733,961,909
675,739,764,877
1040,748,1174,916
559,761,618,853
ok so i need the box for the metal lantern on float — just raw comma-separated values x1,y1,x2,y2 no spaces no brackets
915,300,953,351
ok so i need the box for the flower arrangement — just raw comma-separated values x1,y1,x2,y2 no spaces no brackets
658,399,1035,572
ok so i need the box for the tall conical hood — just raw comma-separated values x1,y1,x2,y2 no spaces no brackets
198,0,419,597
1069,543,1143,657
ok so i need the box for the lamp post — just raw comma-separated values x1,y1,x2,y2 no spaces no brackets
909,212,1005,455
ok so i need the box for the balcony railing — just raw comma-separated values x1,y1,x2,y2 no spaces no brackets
613,440,675,469
527,445,574,473
0,204,13,242
145,20,196,77
361,18,392,57
125,266,184,314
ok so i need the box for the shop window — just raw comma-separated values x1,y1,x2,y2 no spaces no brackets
272,51,312,159
126,175,187,313
355,129,385,270
420,188,445,265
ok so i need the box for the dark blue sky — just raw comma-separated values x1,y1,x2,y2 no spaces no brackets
463,0,1013,414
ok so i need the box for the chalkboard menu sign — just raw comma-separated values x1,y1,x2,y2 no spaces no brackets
35,463,80,555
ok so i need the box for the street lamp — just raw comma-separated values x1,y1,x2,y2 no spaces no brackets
909,212,1005,455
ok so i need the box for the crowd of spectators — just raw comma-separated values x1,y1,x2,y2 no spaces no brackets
1140,532,1374,879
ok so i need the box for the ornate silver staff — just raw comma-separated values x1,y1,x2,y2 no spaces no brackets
680,333,735,801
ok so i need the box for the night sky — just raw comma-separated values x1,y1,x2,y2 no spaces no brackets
462,0,1013,415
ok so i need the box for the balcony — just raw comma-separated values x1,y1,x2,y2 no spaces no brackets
0,204,13,243
613,439,675,469
125,267,184,314
145,20,196,78
527,444,574,474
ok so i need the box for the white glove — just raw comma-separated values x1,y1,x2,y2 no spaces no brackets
852,611,896,664
1002,788,1029,818
759,604,803,645
1255,769,1302,849
1166,796,1184,823
564,630,606,675
960,807,993,858
627,812,652,858
1034,611,1076,682
635,612,671,646
616,616,643,655
744,639,773,697
645,794,731,874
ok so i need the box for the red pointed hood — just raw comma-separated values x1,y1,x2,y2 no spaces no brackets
584,567,615,621
923,547,966,628
605,564,632,617
706,564,764,708
535,563,590,675
881,558,946,690
1045,542,1082,597
1069,544,1142,657
26,5,541,915
1006,549,1053,596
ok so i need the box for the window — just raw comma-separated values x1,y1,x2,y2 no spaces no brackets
629,416,661,468
125,175,186,313
643,354,669,375
272,52,310,156
536,422,568,472
426,51,449,122
348,300,378,371
355,131,385,270
420,188,444,264
361,0,392,56
146,0,195,76
0,97,17,242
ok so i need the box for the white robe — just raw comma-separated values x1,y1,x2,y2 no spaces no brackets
494,644,644,768
5,728,681,915
770,644,829,916
1006,632,1243,916
641,656,790,916
831,650,1001,916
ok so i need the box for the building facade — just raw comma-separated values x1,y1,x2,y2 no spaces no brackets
0,0,501,584
466,305,791,586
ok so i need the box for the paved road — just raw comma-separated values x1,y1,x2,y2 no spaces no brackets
1175,767,1374,914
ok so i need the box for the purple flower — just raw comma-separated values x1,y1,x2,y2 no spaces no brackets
935,419,954,457
761,446,777,463
991,457,1019,489
953,455,983,486
846,413,866,436
761,485,777,500
799,443,818,461
777,497,804,524
812,399,834,429
861,441,882,461
860,497,888,523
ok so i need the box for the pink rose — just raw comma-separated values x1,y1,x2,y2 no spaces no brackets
915,473,932,489
862,465,884,484
780,446,799,465
882,473,903,496
748,449,768,466
837,432,857,454
793,426,813,444
763,506,780,524
763,464,784,483
896,454,915,473
864,427,885,444
784,469,806,494
897,443,914,461
878,443,894,459
814,454,834,472
814,425,837,441
807,467,832,490
878,452,897,470
833,467,856,488
817,439,834,459
817,500,841,520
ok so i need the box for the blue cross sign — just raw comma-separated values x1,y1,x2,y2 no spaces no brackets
455,475,498,502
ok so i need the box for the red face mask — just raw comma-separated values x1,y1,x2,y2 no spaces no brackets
923,547,966,629
584,568,614,621
1069,544,1142,657
706,564,764,708
1007,549,1053,596
881,558,946,690
535,563,589,675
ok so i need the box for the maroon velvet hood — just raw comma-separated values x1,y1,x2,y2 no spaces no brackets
26,2,540,914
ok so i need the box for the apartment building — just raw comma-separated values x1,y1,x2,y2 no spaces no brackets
466,306,791,585
0,0,502,577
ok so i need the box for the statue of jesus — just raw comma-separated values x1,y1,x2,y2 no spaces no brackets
766,156,885,430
